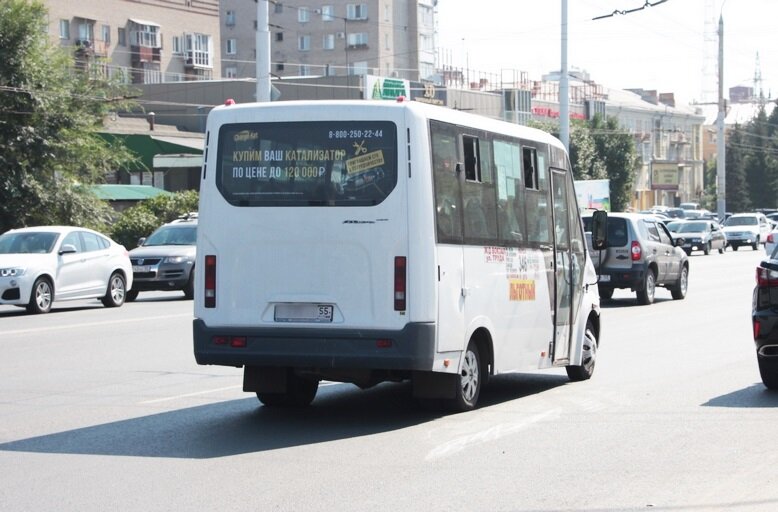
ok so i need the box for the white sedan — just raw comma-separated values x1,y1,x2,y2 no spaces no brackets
0,226,133,314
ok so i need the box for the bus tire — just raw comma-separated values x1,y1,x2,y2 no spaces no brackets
447,341,482,412
256,371,319,407
566,321,597,382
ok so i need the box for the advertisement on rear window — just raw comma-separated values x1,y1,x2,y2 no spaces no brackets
217,121,397,207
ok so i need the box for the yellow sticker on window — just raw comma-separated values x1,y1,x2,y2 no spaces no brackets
346,150,385,175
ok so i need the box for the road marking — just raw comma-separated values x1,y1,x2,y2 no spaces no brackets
425,409,561,461
139,385,243,404
3,313,192,337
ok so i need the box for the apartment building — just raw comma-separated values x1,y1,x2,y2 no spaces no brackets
43,0,221,83
219,0,436,81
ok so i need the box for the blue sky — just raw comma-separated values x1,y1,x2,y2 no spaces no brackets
436,0,777,105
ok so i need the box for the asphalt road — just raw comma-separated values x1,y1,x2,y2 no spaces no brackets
1,248,777,512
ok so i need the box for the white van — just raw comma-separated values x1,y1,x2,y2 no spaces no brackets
193,99,603,411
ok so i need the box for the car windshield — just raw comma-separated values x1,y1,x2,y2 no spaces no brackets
666,222,683,232
724,216,758,226
676,222,708,233
143,226,197,246
0,231,59,254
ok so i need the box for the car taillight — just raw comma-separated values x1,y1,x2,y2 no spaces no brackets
394,256,406,311
205,255,216,308
756,266,778,287
631,241,642,261
768,233,775,244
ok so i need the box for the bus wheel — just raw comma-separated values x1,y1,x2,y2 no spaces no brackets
566,321,597,382
448,342,482,412
256,371,319,407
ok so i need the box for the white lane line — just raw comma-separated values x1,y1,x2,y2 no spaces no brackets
425,409,561,461
3,313,192,336
138,381,341,405
139,385,243,404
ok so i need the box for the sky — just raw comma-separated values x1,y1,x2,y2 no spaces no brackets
436,0,778,106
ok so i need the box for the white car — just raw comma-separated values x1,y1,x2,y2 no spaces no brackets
721,213,772,251
0,226,133,314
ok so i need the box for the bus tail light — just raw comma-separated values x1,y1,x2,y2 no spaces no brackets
394,256,406,311
631,241,642,261
205,255,216,308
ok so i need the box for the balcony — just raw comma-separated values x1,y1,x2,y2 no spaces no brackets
131,45,162,63
74,39,108,58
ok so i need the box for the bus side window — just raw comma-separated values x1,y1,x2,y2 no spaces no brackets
523,147,538,190
431,121,463,242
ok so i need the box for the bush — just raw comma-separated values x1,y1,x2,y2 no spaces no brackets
110,190,199,249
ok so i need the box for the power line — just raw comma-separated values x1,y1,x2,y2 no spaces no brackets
592,0,670,21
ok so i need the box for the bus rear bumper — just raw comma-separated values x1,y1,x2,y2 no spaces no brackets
193,318,436,371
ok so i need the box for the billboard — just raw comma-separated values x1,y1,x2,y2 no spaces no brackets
574,179,610,211
651,163,680,190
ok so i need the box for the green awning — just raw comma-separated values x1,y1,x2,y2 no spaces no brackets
100,133,203,172
92,184,171,201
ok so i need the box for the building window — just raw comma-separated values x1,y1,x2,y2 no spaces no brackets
131,22,160,48
59,19,70,40
298,7,310,23
117,27,126,46
185,33,213,68
172,35,182,54
321,5,334,21
77,20,94,42
350,60,368,75
226,38,236,55
276,62,285,71
384,33,389,50
347,3,368,20
300,64,311,76
347,32,368,47
275,32,284,42
101,25,111,45
225,10,236,26
274,2,283,13
298,35,310,51
254,20,258,29
323,33,335,50
225,66,238,78
384,4,390,21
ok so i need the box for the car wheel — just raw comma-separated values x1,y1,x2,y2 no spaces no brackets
101,272,126,307
256,370,319,407
125,290,139,302
183,269,195,300
447,341,482,412
758,356,778,390
703,242,711,255
566,320,597,382
597,285,614,300
670,264,689,300
718,245,724,254
733,245,739,251
27,277,53,314
636,268,656,305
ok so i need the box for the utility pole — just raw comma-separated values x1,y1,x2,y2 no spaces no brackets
256,0,271,102
716,14,726,219
560,0,569,151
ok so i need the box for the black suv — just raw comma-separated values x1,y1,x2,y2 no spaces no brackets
127,214,197,301
752,256,778,389
584,213,689,305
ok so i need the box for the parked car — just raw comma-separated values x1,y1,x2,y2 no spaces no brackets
127,214,197,301
671,220,727,255
721,213,772,251
583,213,689,305
679,202,701,211
0,226,132,314
752,256,778,389
765,228,778,256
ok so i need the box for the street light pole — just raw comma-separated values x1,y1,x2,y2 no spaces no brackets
560,0,570,151
256,0,271,102
716,13,726,219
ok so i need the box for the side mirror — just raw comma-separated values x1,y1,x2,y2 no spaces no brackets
674,237,686,247
137,237,146,247
59,244,77,255
591,210,608,250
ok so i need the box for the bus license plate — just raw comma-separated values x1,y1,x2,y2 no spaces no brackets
274,303,333,323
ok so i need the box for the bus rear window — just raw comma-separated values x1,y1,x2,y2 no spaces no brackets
216,121,397,207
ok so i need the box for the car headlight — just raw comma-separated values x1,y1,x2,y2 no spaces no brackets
164,256,191,264
0,267,26,277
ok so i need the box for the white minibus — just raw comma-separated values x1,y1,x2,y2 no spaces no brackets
193,99,603,411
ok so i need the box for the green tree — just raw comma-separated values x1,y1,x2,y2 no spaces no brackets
743,108,778,209
590,115,638,212
725,125,752,212
568,119,607,181
110,191,199,249
0,0,136,233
